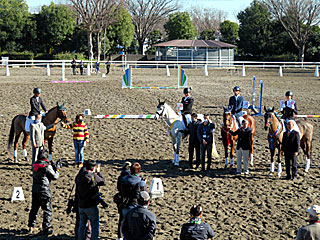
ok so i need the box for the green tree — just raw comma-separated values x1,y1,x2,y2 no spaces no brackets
164,12,197,40
105,7,134,55
0,0,29,51
305,25,320,61
220,20,239,45
37,3,76,52
199,29,215,40
20,14,38,52
237,0,272,56
146,29,163,54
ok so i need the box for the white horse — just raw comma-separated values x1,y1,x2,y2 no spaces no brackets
155,101,218,166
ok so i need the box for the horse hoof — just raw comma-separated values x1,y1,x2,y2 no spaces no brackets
25,157,29,162
224,165,228,169
305,169,309,173
250,162,254,167
269,172,273,176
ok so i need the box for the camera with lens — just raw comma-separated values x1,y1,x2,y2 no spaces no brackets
97,192,108,208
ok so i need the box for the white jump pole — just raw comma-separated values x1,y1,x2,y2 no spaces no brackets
61,61,65,81
241,65,246,77
86,62,91,76
204,64,208,77
166,65,170,77
46,63,50,76
314,66,319,77
279,66,283,77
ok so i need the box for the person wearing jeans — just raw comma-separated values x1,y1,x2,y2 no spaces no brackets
76,160,105,240
61,114,89,167
229,119,252,175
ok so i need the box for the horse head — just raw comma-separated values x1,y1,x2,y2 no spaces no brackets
222,105,232,128
56,102,68,123
263,106,274,130
155,100,166,120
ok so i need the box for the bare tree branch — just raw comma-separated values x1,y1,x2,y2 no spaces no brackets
264,0,320,61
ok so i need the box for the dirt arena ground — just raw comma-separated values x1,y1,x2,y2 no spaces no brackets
0,65,319,240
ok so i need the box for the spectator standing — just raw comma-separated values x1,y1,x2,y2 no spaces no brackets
197,114,215,171
71,58,77,75
180,205,215,240
188,113,200,169
95,61,100,74
296,205,320,240
115,162,132,240
61,114,89,167
79,60,84,75
281,120,300,181
123,191,156,240
76,160,106,240
28,149,60,235
106,61,111,75
229,119,252,175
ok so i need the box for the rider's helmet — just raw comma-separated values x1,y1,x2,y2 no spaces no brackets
233,86,241,91
285,91,293,97
183,87,191,94
33,88,41,94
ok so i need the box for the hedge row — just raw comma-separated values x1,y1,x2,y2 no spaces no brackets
1,51,86,60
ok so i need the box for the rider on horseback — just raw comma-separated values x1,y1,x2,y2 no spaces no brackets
281,91,298,121
228,86,244,127
181,87,194,130
280,91,299,133
26,88,47,132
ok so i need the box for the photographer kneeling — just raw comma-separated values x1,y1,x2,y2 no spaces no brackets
28,149,61,235
76,160,106,240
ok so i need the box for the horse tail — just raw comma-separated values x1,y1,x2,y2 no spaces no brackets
8,115,18,153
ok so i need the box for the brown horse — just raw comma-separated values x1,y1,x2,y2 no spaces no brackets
8,103,68,162
264,107,313,177
221,106,256,168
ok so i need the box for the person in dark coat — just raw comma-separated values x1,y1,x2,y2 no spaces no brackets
28,149,60,235
188,113,200,169
297,205,320,240
106,61,111,75
116,162,132,240
180,205,215,240
197,114,215,171
71,58,77,75
181,87,194,115
123,191,156,240
76,160,106,240
79,60,84,75
229,119,252,175
281,91,298,121
281,120,300,181
29,88,47,117
228,86,244,125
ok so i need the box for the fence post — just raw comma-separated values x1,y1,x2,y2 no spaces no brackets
46,63,50,76
278,66,283,77
241,65,246,77
86,62,91,76
166,65,170,77
204,64,208,76
61,61,65,81
314,66,319,77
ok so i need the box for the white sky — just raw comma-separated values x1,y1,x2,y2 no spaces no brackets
26,0,253,22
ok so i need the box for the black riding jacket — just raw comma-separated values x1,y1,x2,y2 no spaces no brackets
181,96,194,114
180,218,215,240
32,159,59,195
29,96,47,116
281,101,298,120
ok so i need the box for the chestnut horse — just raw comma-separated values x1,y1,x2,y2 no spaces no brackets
8,103,68,162
264,106,313,177
221,106,256,168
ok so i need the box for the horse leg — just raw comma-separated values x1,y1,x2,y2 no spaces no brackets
277,146,282,178
174,133,182,166
22,134,30,162
230,140,235,167
269,148,275,176
304,139,311,173
223,136,229,168
48,138,53,161
171,137,176,164
13,132,22,162
250,136,254,166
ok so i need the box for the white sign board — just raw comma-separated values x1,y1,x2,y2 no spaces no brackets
11,187,25,202
150,178,164,198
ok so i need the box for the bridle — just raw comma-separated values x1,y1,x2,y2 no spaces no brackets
265,112,282,137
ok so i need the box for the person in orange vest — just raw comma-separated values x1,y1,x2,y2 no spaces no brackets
61,114,89,167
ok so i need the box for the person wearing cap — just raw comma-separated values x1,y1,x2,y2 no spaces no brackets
188,113,201,169
115,162,132,240
28,149,60,235
76,160,106,240
281,91,298,121
61,114,89,167
228,86,245,126
229,119,252,175
180,205,215,240
197,114,215,171
120,162,147,239
297,205,320,240
122,191,156,240
281,120,300,181
180,87,194,130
